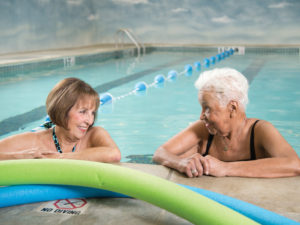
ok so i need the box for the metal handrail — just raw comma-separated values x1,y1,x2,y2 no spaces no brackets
129,31,146,55
115,28,145,57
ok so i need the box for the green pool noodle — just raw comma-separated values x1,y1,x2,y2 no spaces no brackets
0,159,258,225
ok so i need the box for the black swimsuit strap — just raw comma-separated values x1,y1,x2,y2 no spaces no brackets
203,134,214,156
250,120,260,160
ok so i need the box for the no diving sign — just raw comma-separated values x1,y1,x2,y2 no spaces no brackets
37,198,89,215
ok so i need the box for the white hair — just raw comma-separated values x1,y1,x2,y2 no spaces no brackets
194,68,249,110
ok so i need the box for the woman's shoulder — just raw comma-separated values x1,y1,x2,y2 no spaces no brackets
248,119,296,157
4,130,40,141
247,118,279,140
248,119,274,130
85,126,118,148
88,126,107,134
86,126,110,140
0,129,50,150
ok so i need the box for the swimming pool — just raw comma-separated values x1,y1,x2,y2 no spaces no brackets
0,47,299,162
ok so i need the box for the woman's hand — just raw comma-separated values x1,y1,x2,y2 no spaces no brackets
17,148,58,159
178,153,210,178
203,155,228,177
40,151,61,159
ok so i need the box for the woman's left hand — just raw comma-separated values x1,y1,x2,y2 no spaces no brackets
40,151,61,159
204,155,228,177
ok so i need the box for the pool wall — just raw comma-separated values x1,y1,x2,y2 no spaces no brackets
0,49,133,79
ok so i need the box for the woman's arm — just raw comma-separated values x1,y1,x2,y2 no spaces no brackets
46,127,121,163
205,121,300,177
153,121,209,177
0,132,52,160
0,149,48,160
206,156,300,177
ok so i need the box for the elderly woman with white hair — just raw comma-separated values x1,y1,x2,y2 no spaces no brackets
153,68,300,178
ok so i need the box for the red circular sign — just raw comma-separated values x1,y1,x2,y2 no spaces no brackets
54,198,87,209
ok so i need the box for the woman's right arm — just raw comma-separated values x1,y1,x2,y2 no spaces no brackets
0,132,48,160
153,120,209,177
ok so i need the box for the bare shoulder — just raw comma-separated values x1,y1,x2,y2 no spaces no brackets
88,126,109,137
254,120,279,136
253,119,296,156
251,119,283,142
1,131,36,142
87,126,117,147
0,131,39,151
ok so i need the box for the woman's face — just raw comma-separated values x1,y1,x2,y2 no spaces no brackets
67,96,97,139
199,90,231,136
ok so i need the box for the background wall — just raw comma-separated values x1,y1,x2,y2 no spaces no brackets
1,0,299,54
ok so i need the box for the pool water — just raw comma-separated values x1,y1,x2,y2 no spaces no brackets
0,48,299,162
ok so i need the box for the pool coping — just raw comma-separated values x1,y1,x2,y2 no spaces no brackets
1,44,299,66
1,44,299,79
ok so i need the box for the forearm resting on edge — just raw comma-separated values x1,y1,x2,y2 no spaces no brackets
57,147,121,163
153,147,181,171
224,157,300,178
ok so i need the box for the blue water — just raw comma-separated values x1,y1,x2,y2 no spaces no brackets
0,49,299,162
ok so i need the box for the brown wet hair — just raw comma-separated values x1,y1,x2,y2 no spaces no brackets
46,77,100,129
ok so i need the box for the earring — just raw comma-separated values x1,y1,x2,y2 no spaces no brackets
230,109,234,118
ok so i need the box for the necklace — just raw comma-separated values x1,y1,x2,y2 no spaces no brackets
52,127,76,153
221,137,230,151
223,145,229,151
221,118,246,152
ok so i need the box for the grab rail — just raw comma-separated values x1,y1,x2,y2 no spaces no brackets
115,28,145,57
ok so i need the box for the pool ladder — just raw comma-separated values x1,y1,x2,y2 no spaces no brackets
115,28,146,57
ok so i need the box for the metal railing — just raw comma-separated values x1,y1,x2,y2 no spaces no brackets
115,28,145,57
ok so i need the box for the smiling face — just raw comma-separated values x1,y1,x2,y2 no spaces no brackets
199,90,231,136
67,95,97,140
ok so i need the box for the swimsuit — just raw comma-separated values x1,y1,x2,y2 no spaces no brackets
52,127,76,153
202,120,260,160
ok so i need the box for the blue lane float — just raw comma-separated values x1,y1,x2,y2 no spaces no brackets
194,61,201,71
184,64,193,76
134,81,147,92
221,52,226,59
210,56,216,65
1,183,298,225
100,92,113,105
154,74,165,84
203,58,210,68
167,70,178,81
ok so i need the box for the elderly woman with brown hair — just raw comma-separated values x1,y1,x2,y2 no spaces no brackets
153,68,300,178
0,77,121,162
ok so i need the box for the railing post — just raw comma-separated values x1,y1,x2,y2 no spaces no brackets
115,29,145,57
